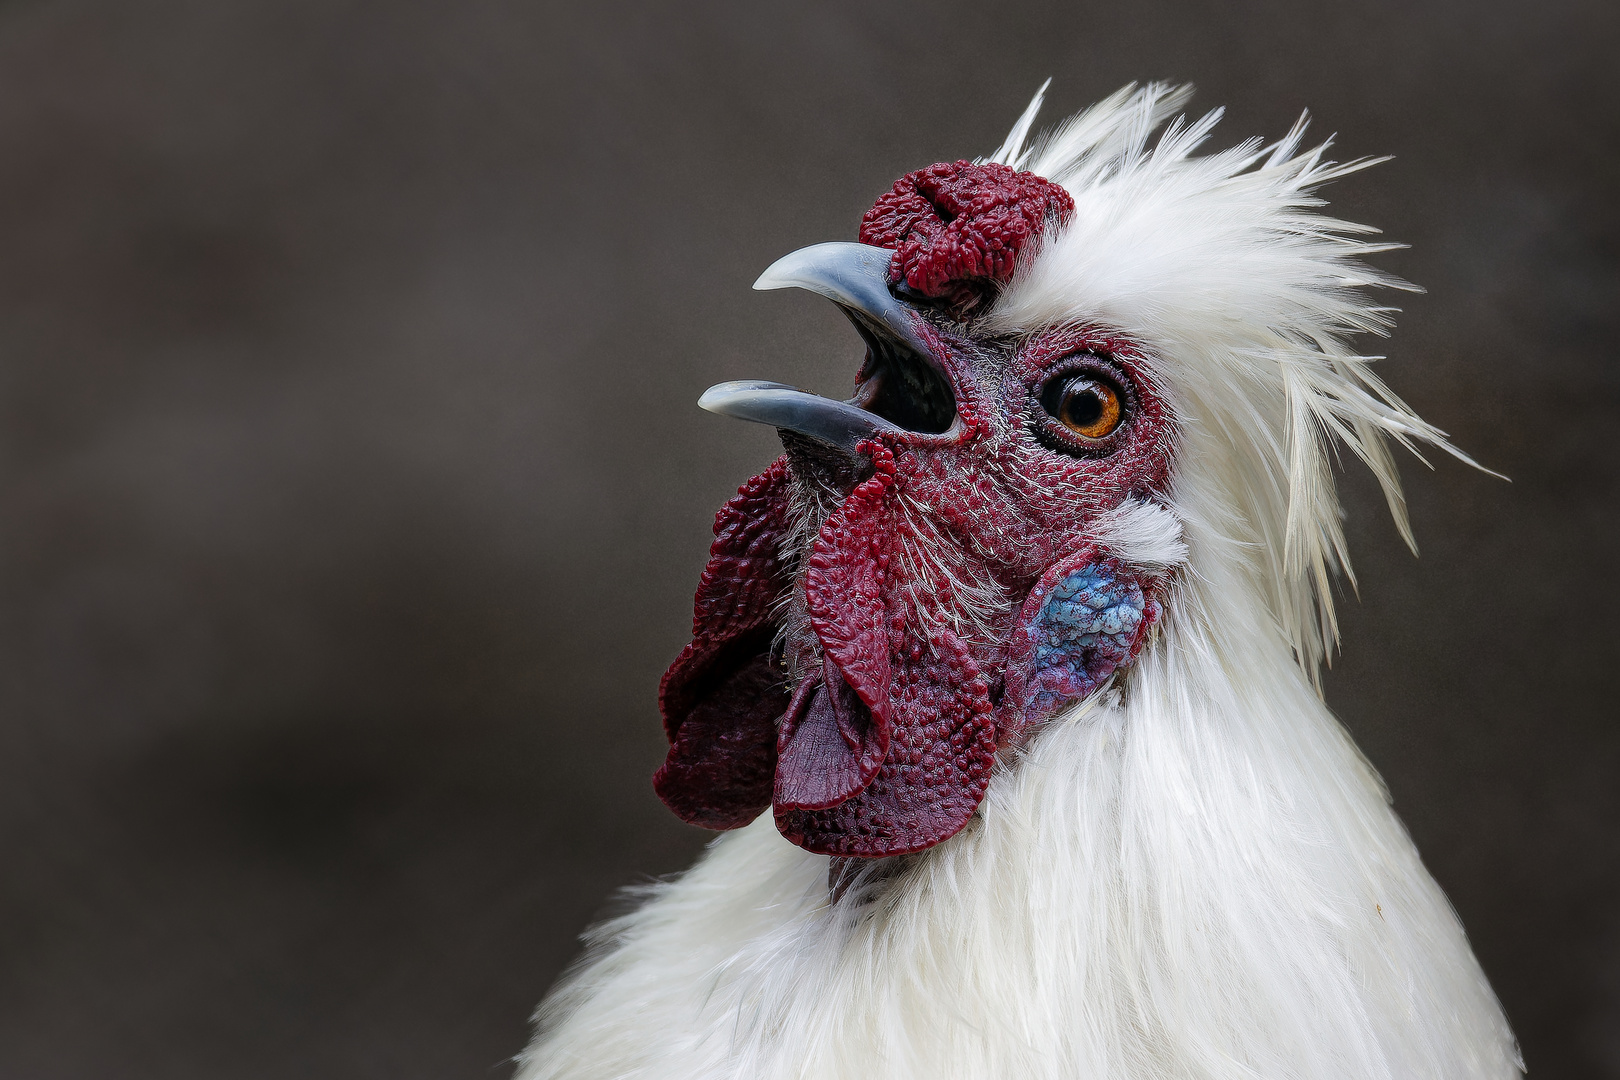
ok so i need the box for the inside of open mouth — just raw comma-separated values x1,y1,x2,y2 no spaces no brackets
850,317,956,435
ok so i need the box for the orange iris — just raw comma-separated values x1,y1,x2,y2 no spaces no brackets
1055,376,1123,440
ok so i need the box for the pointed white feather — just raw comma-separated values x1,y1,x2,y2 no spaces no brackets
988,82,1489,674
984,78,1051,170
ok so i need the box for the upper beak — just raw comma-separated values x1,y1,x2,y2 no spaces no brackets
752,243,936,359
698,243,950,453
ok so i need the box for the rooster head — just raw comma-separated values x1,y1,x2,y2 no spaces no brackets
653,155,1181,858
652,81,1458,859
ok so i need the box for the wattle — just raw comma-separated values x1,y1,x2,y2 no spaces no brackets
653,446,1159,858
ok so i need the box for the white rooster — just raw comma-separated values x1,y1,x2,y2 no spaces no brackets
516,83,1521,1080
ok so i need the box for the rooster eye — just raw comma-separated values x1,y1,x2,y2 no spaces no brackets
1046,376,1121,439
1034,363,1128,452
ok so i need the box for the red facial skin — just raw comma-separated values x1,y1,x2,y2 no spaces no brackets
655,163,1177,858
773,326,1174,855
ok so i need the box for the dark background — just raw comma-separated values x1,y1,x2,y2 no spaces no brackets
0,0,1613,1076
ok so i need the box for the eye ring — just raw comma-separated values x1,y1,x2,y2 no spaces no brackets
1030,355,1133,455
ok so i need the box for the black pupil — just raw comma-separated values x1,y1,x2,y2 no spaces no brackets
1041,375,1108,432
1063,382,1104,427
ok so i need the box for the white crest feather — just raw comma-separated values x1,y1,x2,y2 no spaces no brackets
988,82,1488,676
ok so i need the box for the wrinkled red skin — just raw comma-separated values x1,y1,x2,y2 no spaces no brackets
860,160,1073,316
656,162,1178,857
653,461,794,830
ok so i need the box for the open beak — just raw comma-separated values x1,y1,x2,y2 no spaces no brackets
698,242,955,452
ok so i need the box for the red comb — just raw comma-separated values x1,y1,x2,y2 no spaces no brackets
858,160,1073,315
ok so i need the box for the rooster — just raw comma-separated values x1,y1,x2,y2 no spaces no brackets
517,83,1520,1080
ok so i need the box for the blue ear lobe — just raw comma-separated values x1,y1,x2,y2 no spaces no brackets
1001,553,1156,736
1027,564,1146,715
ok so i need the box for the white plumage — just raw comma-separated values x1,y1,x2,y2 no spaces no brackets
517,84,1520,1080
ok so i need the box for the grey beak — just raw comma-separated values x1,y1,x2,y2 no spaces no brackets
699,243,941,452
751,242,935,360
698,380,902,453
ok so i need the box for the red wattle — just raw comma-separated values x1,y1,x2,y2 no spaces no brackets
776,441,1000,857
653,460,795,830
776,621,998,857
803,443,898,724
774,658,884,812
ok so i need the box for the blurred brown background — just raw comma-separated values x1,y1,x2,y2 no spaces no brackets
0,0,1613,1076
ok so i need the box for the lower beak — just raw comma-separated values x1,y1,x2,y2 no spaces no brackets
698,380,900,454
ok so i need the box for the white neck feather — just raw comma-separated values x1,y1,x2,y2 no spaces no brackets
518,528,1518,1080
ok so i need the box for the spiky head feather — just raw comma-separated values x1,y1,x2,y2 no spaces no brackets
986,81,1480,677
